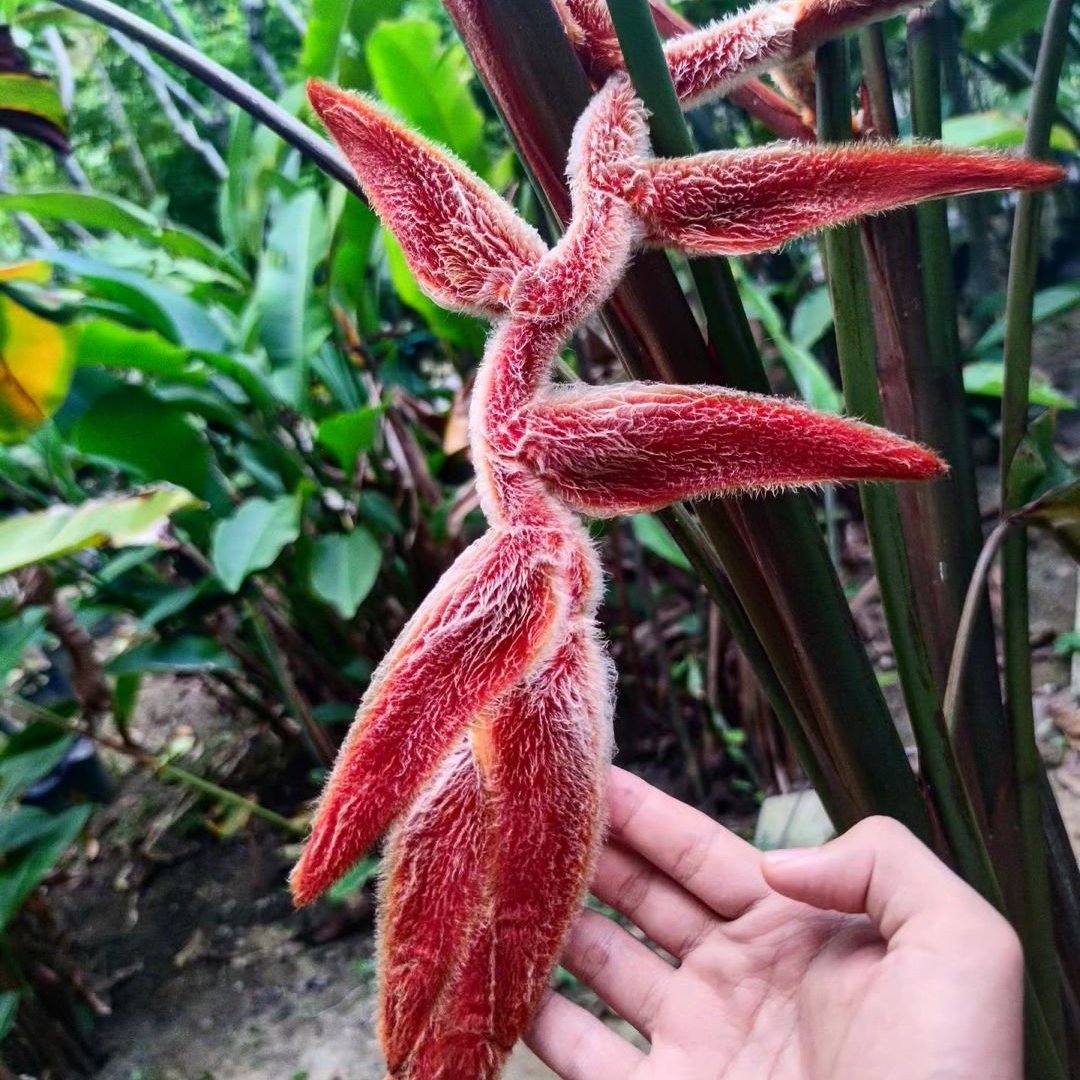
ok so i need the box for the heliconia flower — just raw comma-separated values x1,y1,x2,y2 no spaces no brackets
296,3,1062,1076
556,0,917,111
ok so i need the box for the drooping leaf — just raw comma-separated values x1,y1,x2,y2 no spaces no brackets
108,636,238,676
46,252,228,351
0,804,90,929
0,486,199,576
210,490,305,593
0,70,67,153
963,360,1076,410
317,407,383,471
0,192,247,283
72,385,217,500
0,291,79,444
250,190,332,405
971,283,1080,355
0,725,74,804
307,529,382,618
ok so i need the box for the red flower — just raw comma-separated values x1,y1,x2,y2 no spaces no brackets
294,4,1060,1077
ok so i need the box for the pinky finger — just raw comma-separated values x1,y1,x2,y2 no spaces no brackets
525,988,645,1080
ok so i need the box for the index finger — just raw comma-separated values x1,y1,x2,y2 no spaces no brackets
604,767,769,919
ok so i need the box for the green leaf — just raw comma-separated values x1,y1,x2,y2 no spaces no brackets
302,0,356,77
0,607,47,683
738,274,841,412
327,854,380,903
0,71,64,128
0,726,74,804
330,197,379,332
0,806,67,855
790,286,833,349
250,190,332,405
1053,631,1080,657
0,71,66,151
366,18,485,173
72,385,216,499
630,514,692,572
307,529,382,618
963,0,1050,51
108,636,238,676
0,192,246,283
0,486,200,576
944,112,1075,153
962,361,1076,409
211,491,305,593
0,804,91,930
972,283,1080,355
384,233,485,353
0,990,19,1042
46,252,228,351
316,407,382,471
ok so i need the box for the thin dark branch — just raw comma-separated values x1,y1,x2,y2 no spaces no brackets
51,0,366,204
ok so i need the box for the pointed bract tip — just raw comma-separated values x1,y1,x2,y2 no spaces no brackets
306,77,343,121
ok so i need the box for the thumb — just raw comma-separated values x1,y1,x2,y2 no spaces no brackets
761,815,1002,945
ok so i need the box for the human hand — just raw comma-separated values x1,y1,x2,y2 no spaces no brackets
526,767,1023,1080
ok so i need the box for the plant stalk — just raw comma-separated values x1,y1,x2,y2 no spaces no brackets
815,38,999,908
998,0,1075,1055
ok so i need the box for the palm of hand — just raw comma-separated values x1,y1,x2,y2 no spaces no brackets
644,896,888,1079
528,768,1023,1080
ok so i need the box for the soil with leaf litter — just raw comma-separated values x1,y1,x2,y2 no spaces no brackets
54,677,584,1080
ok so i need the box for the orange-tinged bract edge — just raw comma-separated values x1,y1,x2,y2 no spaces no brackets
294,1,1062,1074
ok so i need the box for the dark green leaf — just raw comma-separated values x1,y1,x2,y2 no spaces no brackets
72,386,216,500
0,990,18,1041
108,636,238,676
0,806,64,855
0,607,47,683
0,726,73,804
0,804,90,929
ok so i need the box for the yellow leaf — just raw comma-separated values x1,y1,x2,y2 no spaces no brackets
0,261,51,284
0,294,78,443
